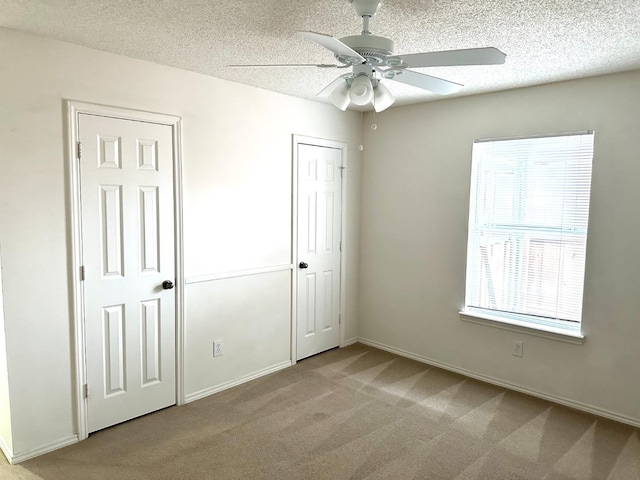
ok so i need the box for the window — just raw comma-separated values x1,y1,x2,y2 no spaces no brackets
462,132,594,336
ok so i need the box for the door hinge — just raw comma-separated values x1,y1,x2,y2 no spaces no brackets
339,241,342,252
76,141,82,160
80,265,85,281
83,384,89,399
339,314,342,325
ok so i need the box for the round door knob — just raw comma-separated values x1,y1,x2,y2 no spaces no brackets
299,262,309,269
162,280,174,290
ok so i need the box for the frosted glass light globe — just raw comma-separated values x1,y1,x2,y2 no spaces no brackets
349,75,373,106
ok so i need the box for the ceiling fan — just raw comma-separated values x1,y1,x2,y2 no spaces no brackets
230,0,506,112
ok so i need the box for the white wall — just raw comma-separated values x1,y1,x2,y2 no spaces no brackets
0,249,13,456
359,69,640,425
0,27,360,460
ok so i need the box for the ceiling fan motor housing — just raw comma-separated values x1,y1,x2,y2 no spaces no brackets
338,34,394,65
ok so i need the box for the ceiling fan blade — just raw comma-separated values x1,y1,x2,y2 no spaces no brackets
397,47,506,68
299,31,365,63
228,63,339,68
378,68,462,95
316,74,350,97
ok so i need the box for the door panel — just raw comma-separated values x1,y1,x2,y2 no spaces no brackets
296,143,342,360
79,114,176,433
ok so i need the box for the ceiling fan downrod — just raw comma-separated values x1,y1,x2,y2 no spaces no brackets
339,0,393,66
362,15,371,35
349,0,381,34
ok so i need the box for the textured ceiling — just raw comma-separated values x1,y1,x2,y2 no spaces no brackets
2,0,640,108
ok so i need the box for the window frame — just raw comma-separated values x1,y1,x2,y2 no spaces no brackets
460,131,594,343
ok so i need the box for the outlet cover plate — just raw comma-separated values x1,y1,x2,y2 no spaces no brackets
214,339,223,357
512,340,523,357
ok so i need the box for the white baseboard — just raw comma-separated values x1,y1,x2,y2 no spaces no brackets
358,337,640,429
0,435,12,464
7,435,78,465
342,337,359,347
184,360,292,404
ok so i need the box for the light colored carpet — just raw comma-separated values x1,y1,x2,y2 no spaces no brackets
2,344,639,479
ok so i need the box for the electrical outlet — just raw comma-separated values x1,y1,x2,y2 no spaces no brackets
213,339,223,357
512,340,523,357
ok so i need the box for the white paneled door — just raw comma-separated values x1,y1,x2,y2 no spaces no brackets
79,114,176,433
296,143,343,360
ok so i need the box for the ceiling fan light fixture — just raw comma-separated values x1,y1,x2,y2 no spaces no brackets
349,75,374,106
329,80,351,111
373,82,394,112
233,0,507,110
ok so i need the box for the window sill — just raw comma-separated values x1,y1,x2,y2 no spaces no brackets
459,310,585,345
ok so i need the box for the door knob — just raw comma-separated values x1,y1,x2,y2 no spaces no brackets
162,280,174,290
299,262,309,269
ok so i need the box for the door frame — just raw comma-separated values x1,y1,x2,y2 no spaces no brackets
291,135,348,364
65,100,184,441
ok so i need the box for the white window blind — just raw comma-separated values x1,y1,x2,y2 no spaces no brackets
464,132,594,332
